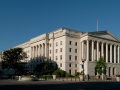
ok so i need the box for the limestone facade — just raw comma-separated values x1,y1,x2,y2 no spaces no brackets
1,28,120,76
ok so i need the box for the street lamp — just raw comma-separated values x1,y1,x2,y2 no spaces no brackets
82,58,86,81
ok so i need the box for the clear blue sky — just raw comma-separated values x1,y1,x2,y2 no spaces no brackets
0,0,120,51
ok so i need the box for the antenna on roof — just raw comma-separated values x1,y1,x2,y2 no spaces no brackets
97,17,98,31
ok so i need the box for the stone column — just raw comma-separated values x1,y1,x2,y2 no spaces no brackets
97,42,99,60
42,45,44,57
118,46,119,63
45,43,48,58
38,46,39,57
35,46,37,57
36,46,38,57
114,45,116,63
106,43,108,63
31,47,33,58
86,40,89,61
110,44,112,63
40,45,41,56
101,42,104,57
33,46,35,58
82,41,84,58
92,40,94,61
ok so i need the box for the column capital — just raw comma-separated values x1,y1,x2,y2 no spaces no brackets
86,39,90,42
114,44,117,46
91,40,95,42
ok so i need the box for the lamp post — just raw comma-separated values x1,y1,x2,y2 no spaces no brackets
82,58,86,81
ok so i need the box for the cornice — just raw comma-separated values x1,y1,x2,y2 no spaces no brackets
89,35,120,43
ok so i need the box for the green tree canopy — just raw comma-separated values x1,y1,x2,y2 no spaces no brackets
35,62,58,75
1,47,27,72
95,57,107,75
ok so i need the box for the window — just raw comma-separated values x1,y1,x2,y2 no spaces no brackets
75,56,77,60
56,42,58,46
56,56,57,60
69,48,72,52
49,56,51,60
75,42,77,46
56,49,58,53
50,50,51,54
49,43,51,47
69,41,72,45
69,63,71,67
75,64,77,67
75,70,77,73
60,48,62,52
75,49,77,53
69,55,71,60
69,70,71,74
60,63,62,67
60,41,62,45
60,55,62,60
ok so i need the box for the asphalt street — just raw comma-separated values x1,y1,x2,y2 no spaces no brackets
0,80,120,90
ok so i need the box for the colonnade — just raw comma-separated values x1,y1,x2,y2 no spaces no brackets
82,40,120,63
31,43,48,59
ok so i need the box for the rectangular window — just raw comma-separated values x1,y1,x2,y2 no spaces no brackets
69,55,71,60
56,56,58,60
75,70,77,73
75,49,77,53
75,64,77,67
60,63,62,67
49,43,51,47
60,55,62,60
49,56,51,60
69,41,72,45
69,70,71,74
50,50,51,54
56,49,58,53
69,48,72,52
60,48,62,52
56,42,58,46
60,41,62,45
75,56,77,60
75,42,77,46
69,63,71,67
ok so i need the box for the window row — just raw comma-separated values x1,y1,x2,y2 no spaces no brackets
49,48,63,53
59,63,78,68
69,70,77,74
56,55,62,60
49,41,63,47
69,55,78,60
69,41,78,46
69,48,78,53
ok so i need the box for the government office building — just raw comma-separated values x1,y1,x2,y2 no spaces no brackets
1,28,120,76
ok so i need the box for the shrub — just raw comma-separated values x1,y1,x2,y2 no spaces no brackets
52,70,60,76
75,75,79,78
75,72,80,76
39,75,53,79
52,70,66,77
65,74,71,78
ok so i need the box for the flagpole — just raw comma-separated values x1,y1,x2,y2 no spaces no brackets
97,17,98,31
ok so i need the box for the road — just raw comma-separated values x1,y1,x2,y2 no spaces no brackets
0,80,120,90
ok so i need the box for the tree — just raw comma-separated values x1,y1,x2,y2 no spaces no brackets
1,47,27,74
95,57,106,75
34,62,58,75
